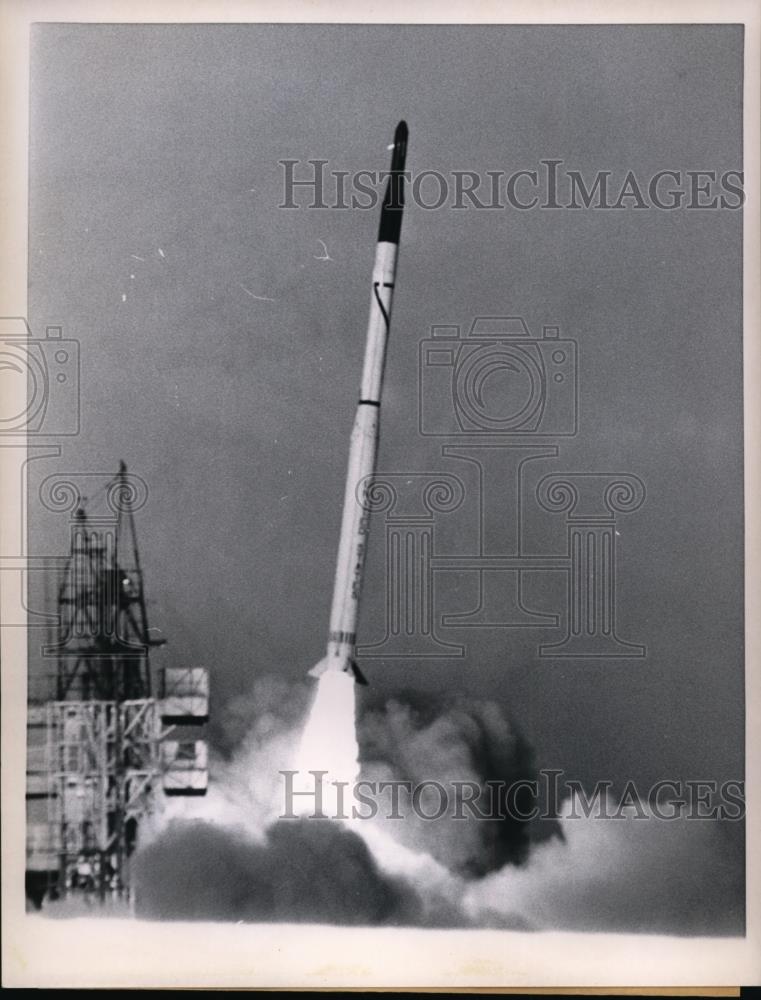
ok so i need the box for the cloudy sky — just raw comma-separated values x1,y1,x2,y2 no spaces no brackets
27,23,744,794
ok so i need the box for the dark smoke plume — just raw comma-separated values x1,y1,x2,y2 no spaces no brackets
358,690,558,877
133,818,424,925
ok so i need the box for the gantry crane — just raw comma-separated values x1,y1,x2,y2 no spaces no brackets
26,462,209,907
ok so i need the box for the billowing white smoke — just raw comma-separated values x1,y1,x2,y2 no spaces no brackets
142,675,312,842
136,672,449,925
463,793,744,934
135,674,743,934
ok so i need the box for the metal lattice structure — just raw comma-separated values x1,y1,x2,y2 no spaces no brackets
44,699,161,897
25,462,209,908
50,461,162,702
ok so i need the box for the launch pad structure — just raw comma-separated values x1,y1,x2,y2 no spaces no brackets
25,462,209,908
25,123,409,908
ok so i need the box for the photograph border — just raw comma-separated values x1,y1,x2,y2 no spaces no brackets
1,0,759,988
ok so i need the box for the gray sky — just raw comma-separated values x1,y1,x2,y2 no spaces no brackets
27,24,744,789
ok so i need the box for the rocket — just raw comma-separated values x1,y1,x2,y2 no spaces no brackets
309,120,408,686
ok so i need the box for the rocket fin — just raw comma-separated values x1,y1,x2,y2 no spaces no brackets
307,657,368,685
307,657,331,679
349,660,369,686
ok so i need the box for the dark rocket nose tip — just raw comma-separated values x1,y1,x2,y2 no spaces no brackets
391,121,408,173
378,121,409,244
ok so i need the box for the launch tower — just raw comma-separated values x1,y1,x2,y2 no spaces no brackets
25,463,209,907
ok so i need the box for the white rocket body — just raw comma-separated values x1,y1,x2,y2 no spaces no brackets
309,123,407,685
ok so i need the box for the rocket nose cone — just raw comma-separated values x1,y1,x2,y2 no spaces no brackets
391,120,408,172
379,121,409,243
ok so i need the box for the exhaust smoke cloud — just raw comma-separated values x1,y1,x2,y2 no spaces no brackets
134,673,743,934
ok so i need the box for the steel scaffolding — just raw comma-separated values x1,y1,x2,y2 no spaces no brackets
25,463,209,907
